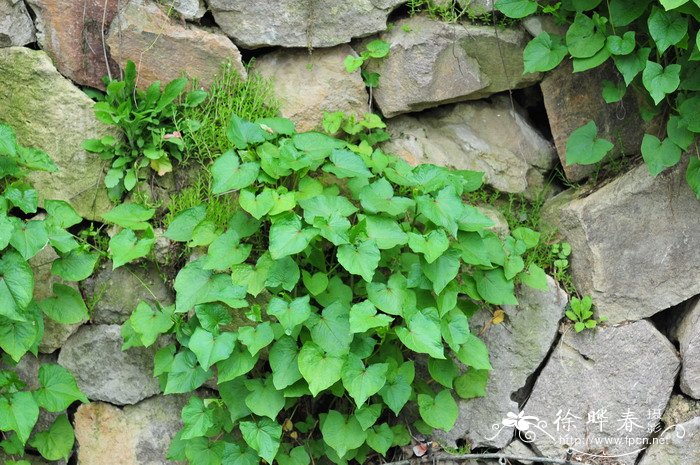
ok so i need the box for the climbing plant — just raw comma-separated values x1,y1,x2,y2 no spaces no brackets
0,123,92,462
111,112,550,464
495,0,700,197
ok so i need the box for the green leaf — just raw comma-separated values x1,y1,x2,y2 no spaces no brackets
164,350,212,394
407,229,449,264
660,0,690,8
417,390,458,432
238,322,275,356
211,150,260,194
359,178,414,216
102,203,155,230
344,55,364,73
165,205,206,242
641,134,682,176
367,273,412,316
108,228,155,269
202,230,252,271
239,188,275,220
33,364,88,412
127,301,174,347
244,377,285,419
379,361,414,415
609,0,651,26
423,248,460,294
269,336,303,390
494,0,538,18
454,369,490,399
216,343,258,383
642,61,681,105
267,295,312,335
456,333,493,370
565,120,614,165
667,115,695,150
520,263,549,290
183,438,224,465
269,213,317,259
324,149,372,178
239,418,281,464
349,301,393,333
10,220,48,260
5,185,38,214
647,7,687,55
602,80,627,103
189,327,236,370
298,342,345,396
321,411,367,459
566,13,605,58
51,249,99,282
355,403,382,430
16,146,57,172
337,240,380,282
299,195,357,222
181,396,214,439
0,251,33,321
428,357,459,389
302,270,329,296
0,391,38,444
366,423,394,455
416,186,462,237
0,311,39,361
44,200,82,228
306,303,352,356
222,442,260,465
341,354,388,407
0,123,17,156
396,308,445,359
37,283,88,324
29,414,74,461
687,156,700,198
174,260,247,312
523,32,568,73
606,31,636,55
227,114,269,149
614,47,651,86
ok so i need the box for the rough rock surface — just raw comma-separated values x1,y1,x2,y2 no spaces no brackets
81,261,174,325
542,162,700,323
0,47,112,221
662,395,700,426
58,325,161,405
383,96,556,195
30,246,86,353
637,417,700,465
670,298,700,399
171,0,205,20
523,320,679,464
0,0,35,47
365,16,541,117
26,0,120,89
107,0,246,88
541,60,647,182
437,276,567,449
74,395,189,465
255,46,368,132
207,0,404,48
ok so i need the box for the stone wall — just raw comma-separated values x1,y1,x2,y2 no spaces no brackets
0,1,698,464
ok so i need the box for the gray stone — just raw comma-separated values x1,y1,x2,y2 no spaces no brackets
670,298,700,399
502,440,536,464
436,276,567,449
461,0,494,15
58,325,161,405
637,417,700,465
542,162,700,323
81,261,174,325
255,46,369,132
364,16,541,117
476,205,510,238
662,395,700,426
207,0,404,48
74,394,189,465
0,47,113,221
0,0,35,47
108,0,246,89
171,0,205,20
30,246,86,353
522,320,679,464
383,96,557,195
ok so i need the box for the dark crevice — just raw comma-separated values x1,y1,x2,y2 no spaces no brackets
511,328,563,407
511,85,553,142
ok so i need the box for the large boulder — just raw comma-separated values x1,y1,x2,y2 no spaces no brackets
74,395,189,465
255,46,368,132
637,417,700,465
670,298,700,399
0,47,112,221
522,320,679,464
364,16,541,117
540,60,647,182
107,0,246,89
542,162,700,323
26,0,120,89
436,276,567,449
81,261,174,325
0,0,35,47
207,0,404,48
29,246,86,353
58,325,161,405
383,96,557,195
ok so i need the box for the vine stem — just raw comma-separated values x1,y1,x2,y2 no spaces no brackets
380,452,586,465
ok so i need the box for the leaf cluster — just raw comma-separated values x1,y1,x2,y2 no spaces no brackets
565,295,607,332
496,0,700,197
115,112,549,465
83,60,207,199
344,40,391,88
